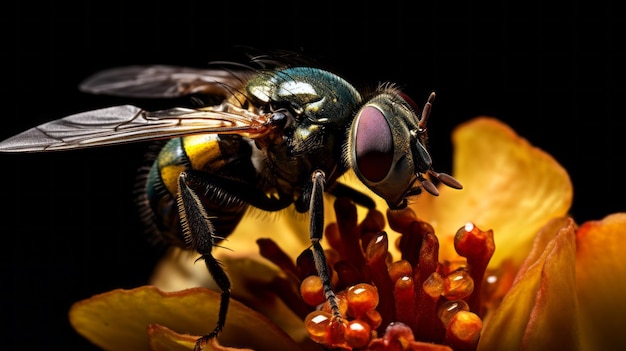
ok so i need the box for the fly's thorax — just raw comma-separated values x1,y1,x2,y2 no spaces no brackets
348,91,433,209
246,67,362,127
258,119,345,194
245,67,363,194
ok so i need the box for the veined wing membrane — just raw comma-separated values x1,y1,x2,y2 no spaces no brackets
0,104,269,152
79,65,253,98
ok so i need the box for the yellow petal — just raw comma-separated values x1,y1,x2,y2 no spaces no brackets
221,206,311,260
69,286,302,351
478,217,578,350
150,247,312,345
575,213,626,350
150,207,312,294
412,117,573,268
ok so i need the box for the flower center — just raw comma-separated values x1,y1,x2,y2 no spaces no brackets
258,197,499,350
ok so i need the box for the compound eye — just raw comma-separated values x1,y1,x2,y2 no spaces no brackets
354,106,393,182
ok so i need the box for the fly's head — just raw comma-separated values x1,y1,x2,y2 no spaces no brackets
349,90,462,210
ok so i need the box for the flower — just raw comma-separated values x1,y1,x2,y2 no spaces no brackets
69,117,626,351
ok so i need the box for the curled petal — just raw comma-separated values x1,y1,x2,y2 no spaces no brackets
576,213,626,350
147,324,255,351
147,324,199,351
412,117,573,268
478,218,578,350
69,286,302,351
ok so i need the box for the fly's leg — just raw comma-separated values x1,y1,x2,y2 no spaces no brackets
309,170,342,321
177,172,232,351
177,170,294,350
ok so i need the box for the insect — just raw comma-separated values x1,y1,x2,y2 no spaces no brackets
0,61,462,350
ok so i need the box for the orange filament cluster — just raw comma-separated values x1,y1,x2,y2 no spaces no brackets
303,282,381,348
258,197,497,350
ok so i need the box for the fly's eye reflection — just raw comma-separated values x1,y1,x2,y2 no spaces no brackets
0,63,461,349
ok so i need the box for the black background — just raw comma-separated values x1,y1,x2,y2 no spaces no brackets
2,1,624,350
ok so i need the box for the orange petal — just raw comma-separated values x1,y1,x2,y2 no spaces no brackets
412,117,573,268
69,286,302,351
478,218,578,350
575,213,626,350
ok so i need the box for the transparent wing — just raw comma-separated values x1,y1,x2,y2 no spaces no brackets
79,65,254,98
0,104,269,152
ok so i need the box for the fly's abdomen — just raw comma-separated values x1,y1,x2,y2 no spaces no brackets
140,134,256,248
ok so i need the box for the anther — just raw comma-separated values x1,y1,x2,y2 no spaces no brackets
437,299,470,327
345,320,372,348
346,283,379,318
443,269,474,300
304,311,332,344
300,275,326,307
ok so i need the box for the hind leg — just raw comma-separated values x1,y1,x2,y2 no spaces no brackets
176,169,295,350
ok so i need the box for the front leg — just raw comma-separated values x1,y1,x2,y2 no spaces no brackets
309,170,342,321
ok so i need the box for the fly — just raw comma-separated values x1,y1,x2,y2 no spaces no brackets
0,62,462,350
